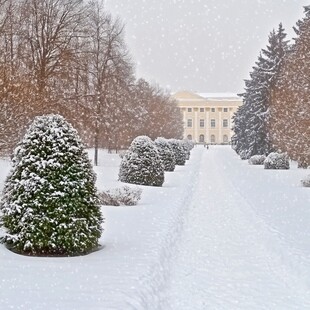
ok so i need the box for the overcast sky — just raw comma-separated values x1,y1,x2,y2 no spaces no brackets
104,0,308,93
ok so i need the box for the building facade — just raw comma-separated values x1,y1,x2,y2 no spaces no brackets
172,91,242,144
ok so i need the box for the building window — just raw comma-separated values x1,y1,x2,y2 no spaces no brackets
223,119,228,128
199,134,205,143
211,108,215,112
187,119,192,127
187,108,192,112
223,108,228,112
187,134,192,140
223,135,228,143
211,119,216,128
211,135,216,143
200,108,204,112
200,119,205,127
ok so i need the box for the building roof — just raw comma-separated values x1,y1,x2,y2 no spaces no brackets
172,91,205,101
198,93,240,100
172,90,242,106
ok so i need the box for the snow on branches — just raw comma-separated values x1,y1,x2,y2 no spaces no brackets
0,114,103,256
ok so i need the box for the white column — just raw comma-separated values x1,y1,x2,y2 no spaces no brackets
229,109,233,141
218,110,222,144
194,109,198,142
205,109,209,143
183,110,186,139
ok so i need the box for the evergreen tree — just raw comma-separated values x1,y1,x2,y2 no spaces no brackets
232,23,289,158
182,139,194,160
168,139,187,166
154,137,176,172
0,114,103,255
119,136,165,186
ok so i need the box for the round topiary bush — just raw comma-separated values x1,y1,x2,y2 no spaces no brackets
168,139,187,166
181,139,193,160
154,137,176,172
248,155,266,165
119,136,164,186
264,152,290,170
0,114,103,256
301,175,310,187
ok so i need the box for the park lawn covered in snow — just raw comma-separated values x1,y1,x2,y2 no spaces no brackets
0,145,309,309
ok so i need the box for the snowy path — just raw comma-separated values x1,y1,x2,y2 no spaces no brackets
0,147,309,309
165,146,310,309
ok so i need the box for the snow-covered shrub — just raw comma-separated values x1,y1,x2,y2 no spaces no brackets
154,137,176,171
118,150,126,159
168,139,187,166
0,114,103,256
248,155,266,165
99,186,142,206
301,175,310,187
298,161,308,169
181,139,194,160
264,152,290,170
119,136,164,186
239,149,251,160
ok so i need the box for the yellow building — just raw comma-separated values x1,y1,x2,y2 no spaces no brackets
172,91,242,144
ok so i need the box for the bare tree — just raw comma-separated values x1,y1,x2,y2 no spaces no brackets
19,0,87,108
131,79,183,141
85,0,133,165
270,7,310,167
0,0,33,154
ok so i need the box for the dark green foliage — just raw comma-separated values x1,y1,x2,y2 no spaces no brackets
0,114,103,256
232,23,289,158
248,155,266,165
168,139,187,166
119,136,165,186
181,139,194,160
154,137,176,172
264,152,290,170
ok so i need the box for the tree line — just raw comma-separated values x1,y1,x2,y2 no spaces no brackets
0,0,183,164
232,5,310,167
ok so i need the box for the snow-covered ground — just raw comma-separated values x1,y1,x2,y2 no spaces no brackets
0,146,309,309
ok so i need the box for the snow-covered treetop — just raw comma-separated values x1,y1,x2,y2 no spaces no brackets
129,135,155,153
154,137,170,147
12,114,83,167
304,5,310,14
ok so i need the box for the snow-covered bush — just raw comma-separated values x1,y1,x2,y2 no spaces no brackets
154,137,176,171
99,186,142,206
119,136,164,186
239,149,251,160
301,175,310,187
264,152,290,170
0,114,103,256
186,139,195,150
181,139,194,160
248,155,266,165
168,139,187,166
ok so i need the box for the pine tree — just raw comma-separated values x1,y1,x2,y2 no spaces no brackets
119,136,165,186
0,114,103,255
232,23,289,158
